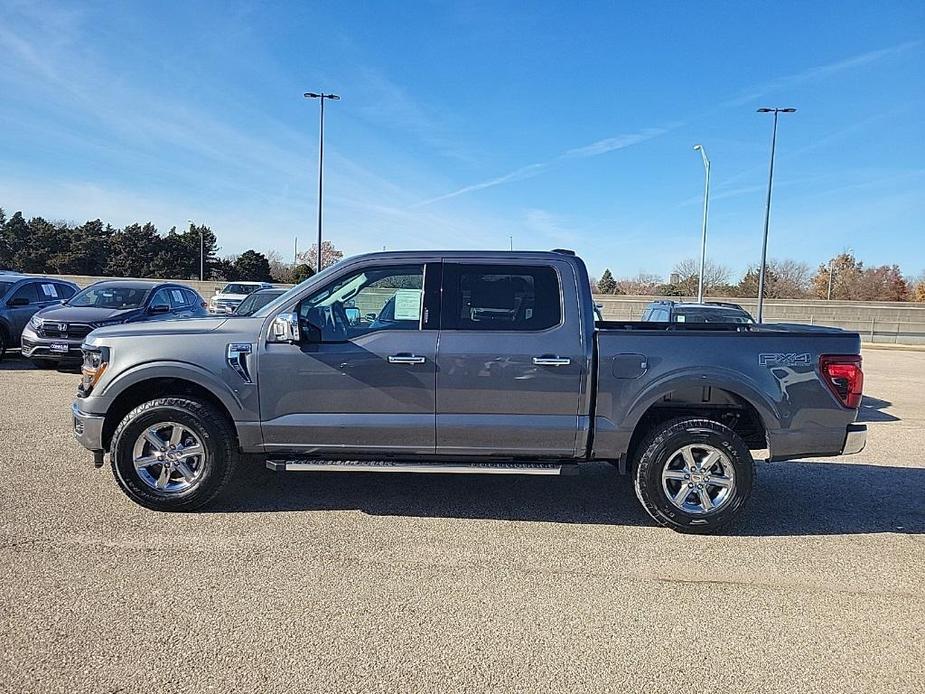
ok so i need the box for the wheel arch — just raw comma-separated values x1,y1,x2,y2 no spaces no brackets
100,375,240,452
622,370,780,465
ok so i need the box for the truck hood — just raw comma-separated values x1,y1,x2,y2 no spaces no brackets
36,304,142,324
87,316,228,340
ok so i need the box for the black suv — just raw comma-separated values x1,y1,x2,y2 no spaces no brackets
0,273,79,360
641,300,755,324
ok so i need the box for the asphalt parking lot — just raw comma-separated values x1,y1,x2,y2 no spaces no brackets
1,349,923,693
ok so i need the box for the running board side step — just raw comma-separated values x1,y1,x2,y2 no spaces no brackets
265,459,577,475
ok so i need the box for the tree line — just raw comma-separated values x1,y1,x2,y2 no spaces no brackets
2,206,920,301
0,208,342,284
595,254,925,302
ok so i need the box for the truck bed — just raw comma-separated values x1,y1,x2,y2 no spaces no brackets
591,325,862,462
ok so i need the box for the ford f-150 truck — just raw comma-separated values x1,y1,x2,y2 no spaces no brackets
72,250,866,533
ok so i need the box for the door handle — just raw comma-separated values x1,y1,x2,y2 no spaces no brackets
388,354,426,364
532,356,571,366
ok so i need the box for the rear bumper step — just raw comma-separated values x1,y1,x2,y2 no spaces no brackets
265,459,575,475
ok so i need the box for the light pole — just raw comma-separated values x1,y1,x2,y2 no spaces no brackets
188,219,203,281
304,91,340,273
693,144,711,303
755,107,796,322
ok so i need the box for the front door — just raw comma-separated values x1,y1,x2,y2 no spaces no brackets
436,261,587,457
259,262,438,456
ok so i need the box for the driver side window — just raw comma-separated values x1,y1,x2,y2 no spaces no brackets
298,264,424,343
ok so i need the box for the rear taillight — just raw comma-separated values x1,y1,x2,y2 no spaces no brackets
819,355,863,409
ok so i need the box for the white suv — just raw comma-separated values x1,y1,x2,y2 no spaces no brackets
208,282,274,314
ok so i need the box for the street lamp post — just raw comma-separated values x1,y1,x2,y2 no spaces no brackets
304,91,340,273
693,144,711,304
755,107,796,322
188,219,203,281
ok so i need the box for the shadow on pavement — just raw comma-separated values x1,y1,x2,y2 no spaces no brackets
213,459,925,536
857,395,900,423
0,351,80,372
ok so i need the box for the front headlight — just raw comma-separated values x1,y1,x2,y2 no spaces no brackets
79,347,110,396
29,315,43,330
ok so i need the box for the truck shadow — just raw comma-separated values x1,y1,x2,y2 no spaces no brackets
857,395,900,422
214,459,924,536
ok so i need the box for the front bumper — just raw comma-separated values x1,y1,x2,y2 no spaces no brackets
21,327,84,361
72,401,105,453
841,423,867,456
208,302,239,314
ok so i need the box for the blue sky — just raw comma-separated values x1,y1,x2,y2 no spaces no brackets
0,0,922,280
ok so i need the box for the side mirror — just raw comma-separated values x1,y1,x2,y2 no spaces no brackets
267,312,301,344
149,303,170,314
8,297,29,307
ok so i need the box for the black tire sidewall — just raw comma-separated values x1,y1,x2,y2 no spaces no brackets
112,400,229,511
636,420,754,532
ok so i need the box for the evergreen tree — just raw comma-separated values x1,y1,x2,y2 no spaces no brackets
233,250,272,281
597,268,617,294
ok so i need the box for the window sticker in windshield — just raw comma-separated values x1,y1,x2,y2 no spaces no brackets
41,283,58,298
393,289,423,320
675,314,686,322
171,290,184,304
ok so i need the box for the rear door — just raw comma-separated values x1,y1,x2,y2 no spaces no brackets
166,286,196,318
436,259,586,457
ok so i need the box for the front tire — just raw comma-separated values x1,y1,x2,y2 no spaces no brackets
633,418,754,534
110,397,238,511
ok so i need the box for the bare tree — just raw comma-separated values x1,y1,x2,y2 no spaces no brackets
297,241,343,272
671,258,731,295
738,259,811,299
616,272,662,295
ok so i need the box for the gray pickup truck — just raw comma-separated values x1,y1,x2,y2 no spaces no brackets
72,250,866,533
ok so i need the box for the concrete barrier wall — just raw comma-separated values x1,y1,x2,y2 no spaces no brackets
27,273,925,345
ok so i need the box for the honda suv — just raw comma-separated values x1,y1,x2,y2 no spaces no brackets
21,280,207,367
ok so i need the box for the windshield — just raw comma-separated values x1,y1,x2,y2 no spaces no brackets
235,291,284,315
221,283,261,295
70,285,150,309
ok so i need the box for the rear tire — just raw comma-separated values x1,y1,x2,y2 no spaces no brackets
633,417,754,534
110,397,238,511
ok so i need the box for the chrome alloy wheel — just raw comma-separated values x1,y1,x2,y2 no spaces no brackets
131,422,205,493
661,443,736,515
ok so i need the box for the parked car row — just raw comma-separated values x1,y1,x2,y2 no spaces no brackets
0,272,280,368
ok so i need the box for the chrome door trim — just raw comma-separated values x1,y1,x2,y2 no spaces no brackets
532,357,571,366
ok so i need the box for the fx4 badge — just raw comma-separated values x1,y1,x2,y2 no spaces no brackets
758,352,812,367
